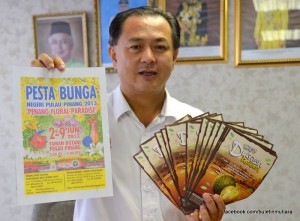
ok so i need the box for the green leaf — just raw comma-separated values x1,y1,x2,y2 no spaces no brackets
209,171,217,175
23,128,35,148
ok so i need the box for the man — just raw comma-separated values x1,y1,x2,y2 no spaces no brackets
118,0,129,12
48,21,84,67
32,6,225,221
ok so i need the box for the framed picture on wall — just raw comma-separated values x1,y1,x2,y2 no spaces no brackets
235,0,300,67
33,12,89,68
148,0,164,8
162,0,228,64
95,0,150,73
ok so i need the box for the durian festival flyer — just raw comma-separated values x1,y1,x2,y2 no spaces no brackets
134,113,278,215
13,67,112,204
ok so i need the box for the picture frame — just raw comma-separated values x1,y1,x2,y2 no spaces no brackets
148,0,165,9
162,0,228,64
33,12,89,67
235,0,300,67
95,0,150,73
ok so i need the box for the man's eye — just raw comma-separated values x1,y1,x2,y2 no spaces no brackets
130,45,141,50
156,45,167,51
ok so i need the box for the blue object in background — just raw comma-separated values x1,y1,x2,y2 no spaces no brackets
100,0,148,66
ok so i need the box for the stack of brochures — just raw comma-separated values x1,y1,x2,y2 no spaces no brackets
133,113,277,214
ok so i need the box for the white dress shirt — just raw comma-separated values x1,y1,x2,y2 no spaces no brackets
73,85,202,221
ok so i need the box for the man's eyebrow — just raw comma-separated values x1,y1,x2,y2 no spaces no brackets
128,37,143,43
154,37,168,43
128,37,169,43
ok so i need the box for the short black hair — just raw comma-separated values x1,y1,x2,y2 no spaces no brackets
109,6,180,49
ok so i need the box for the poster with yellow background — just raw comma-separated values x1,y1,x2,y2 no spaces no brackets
14,67,112,204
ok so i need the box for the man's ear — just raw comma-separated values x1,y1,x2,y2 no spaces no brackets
173,49,179,63
108,46,117,68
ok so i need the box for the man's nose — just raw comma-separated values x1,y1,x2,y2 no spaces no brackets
58,42,64,48
140,47,156,64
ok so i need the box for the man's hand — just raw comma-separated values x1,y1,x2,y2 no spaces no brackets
31,53,65,71
186,193,225,221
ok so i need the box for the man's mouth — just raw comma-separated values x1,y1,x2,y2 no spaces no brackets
54,51,64,55
139,70,157,76
141,72,156,76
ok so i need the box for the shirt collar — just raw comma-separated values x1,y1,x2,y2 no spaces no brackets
112,85,132,121
160,90,178,121
112,85,178,122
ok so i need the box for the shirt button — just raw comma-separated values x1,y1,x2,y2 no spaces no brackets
143,185,152,192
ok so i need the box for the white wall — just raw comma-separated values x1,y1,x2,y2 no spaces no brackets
0,1,299,220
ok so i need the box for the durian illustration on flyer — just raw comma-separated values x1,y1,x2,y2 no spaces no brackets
13,67,112,205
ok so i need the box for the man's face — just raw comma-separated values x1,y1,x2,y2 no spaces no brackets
109,15,178,97
49,33,73,62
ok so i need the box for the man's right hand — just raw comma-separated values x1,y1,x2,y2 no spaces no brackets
31,53,65,71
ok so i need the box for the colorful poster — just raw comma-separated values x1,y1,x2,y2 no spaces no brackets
13,67,112,204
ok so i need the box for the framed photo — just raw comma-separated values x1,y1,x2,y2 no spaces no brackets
95,0,150,73
235,0,300,67
33,12,89,67
163,0,228,64
149,0,164,8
